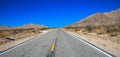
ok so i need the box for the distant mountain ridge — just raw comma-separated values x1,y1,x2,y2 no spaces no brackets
0,23,47,30
70,8,120,27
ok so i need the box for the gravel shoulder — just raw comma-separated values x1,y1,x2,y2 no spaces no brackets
0,30,50,51
65,30,120,57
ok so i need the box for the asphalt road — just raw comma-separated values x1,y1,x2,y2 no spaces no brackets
0,29,112,57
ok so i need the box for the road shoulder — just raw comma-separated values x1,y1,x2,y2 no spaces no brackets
0,30,50,52
63,29,119,57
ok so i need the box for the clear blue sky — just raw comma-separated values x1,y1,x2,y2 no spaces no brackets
0,0,120,27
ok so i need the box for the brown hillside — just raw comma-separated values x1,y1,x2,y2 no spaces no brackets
70,8,120,27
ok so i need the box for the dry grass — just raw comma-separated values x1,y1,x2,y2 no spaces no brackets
64,29,120,57
94,27,106,34
63,25,120,43
0,31,10,38
0,29,42,45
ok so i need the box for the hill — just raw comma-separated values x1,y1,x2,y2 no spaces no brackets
0,23,48,30
70,8,120,27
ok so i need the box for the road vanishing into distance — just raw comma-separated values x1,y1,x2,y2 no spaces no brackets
0,29,113,57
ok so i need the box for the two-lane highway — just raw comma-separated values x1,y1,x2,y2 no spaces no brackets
55,29,112,57
0,29,113,57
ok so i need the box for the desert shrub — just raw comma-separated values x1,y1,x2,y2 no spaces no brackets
31,30,36,33
95,27,106,34
31,30,41,33
0,31,10,38
109,32,120,37
64,27,72,29
74,28,80,31
35,30,41,33
0,31,2,33
106,25,120,33
85,26,93,32
40,28,48,30
13,31,19,34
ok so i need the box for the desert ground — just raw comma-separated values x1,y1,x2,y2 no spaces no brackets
63,26,120,57
0,29,52,51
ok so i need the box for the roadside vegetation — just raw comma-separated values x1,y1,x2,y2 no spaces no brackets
63,25,120,43
0,28,49,45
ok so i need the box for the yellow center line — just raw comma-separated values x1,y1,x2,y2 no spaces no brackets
50,30,58,51
50,43,55,51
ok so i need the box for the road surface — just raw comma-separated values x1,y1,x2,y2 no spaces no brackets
0,29,113,57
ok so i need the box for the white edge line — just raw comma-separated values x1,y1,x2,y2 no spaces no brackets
0,30,52,55
65,31,113,57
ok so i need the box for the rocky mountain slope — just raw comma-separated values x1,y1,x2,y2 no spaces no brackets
70,8,120,27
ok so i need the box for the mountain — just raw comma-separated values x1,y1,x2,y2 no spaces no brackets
15,23,47,29
0,26,10,30
104,8,120,19
0,23,47,30
70,8,120,27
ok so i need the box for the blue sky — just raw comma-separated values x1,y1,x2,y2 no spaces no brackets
0,0,120,27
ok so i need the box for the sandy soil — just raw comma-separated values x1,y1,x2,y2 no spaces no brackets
0,30,49,51
66,30,120,57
